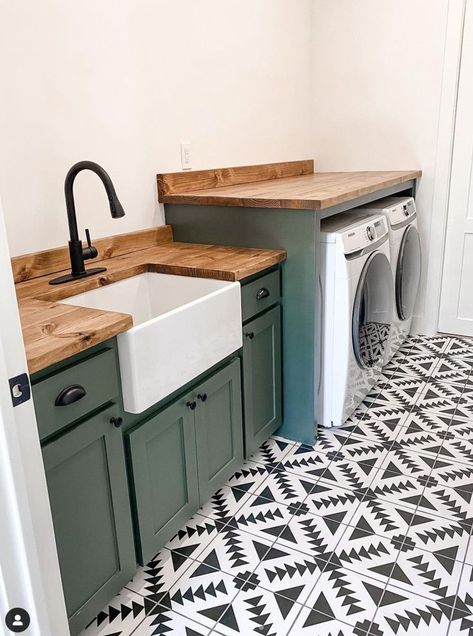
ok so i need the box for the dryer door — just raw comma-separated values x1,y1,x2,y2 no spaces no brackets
353,252,393,369
396,225,422,321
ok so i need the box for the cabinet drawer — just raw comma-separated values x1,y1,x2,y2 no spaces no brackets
33,348,120,441
241,270,280,322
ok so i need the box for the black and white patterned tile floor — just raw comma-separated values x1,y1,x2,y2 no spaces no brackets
80,335,473,636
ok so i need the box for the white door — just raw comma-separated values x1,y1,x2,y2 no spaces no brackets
439,1,473,335
0,194,68,635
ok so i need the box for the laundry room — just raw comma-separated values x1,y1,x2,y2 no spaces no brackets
0,2,472,635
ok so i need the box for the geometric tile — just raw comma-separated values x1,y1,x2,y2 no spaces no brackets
401,410,452,435
303,483,362,525
323,438,389,468
278,444,332,478
276,511,348,559
371,585,454,635
213,582,304,635
250,469,319,506
347,418,404,447
84,333,473,636
430,357,472,384
163,566,240,632
253,543,329,606
378,448,436,480
427,457,473,493
198,485,252,527
79,588,158,636
302,568,383,628
126,547,194,603
132,605,212,636
225,460,274,494
393,547,464,600
316,458,380,492
225,494,293,542
405,512,472,563
413,381,466,412
415,487,473,532
249,437,294,467
410,335,451,356
331,525,403,584
187,529,277,579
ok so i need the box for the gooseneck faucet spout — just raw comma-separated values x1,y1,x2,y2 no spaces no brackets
50,161,126,285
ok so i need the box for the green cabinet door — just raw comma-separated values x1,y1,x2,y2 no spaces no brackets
42,404,135,636
194,359,244,504
127,398,200,566
242,306,282,457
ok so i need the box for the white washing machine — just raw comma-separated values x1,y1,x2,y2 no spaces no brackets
354,197,421,358
318,213,393,428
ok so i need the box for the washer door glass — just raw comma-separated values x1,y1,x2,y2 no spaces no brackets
353,251,393,369
396,225,422,321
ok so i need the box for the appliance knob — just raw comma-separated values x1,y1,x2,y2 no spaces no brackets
403,205,409,217
366,225,375,241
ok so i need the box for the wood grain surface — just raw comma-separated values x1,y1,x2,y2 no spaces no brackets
157,160,314,198
158,168,422,210
16,232,286,373
12,225,174,283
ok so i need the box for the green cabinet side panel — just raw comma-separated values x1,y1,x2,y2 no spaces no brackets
194,359,244,504
242,306,282,457
42,404,135,636
126,398,200,566
166,204,317,444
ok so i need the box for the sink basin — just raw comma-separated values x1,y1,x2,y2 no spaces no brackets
62,273,242,413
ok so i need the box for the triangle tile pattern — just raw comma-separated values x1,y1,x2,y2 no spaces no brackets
80,334,473,636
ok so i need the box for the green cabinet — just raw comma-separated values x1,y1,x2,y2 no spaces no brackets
194,359,243,503
42,403,135,636
242,305,282,456
127,358,243,565
126,397,200,566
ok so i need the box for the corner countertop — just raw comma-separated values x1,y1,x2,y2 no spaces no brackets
14,226,286,374
157,160,422,210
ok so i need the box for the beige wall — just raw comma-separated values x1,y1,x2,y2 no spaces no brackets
0,0,313,255
311,0,452,332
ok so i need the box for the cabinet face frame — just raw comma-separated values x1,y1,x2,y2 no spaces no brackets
42,403,135,635
242,305,282,457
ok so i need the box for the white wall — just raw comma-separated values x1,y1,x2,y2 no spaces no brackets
0,0,313,256
311,0,453,333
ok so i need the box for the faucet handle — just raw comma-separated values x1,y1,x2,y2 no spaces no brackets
83,228,98,260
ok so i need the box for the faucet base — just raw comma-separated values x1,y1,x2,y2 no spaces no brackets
49,267,107,285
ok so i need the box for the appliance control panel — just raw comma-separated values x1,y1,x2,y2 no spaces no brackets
341,214,388,255
383,197,417,226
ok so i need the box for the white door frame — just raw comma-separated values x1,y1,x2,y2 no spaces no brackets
0,194,69,635
418,0,467,335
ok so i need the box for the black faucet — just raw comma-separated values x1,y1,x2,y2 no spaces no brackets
49,161,125,285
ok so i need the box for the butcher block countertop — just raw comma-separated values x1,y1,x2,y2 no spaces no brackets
13,226,286,373
157,160,422,210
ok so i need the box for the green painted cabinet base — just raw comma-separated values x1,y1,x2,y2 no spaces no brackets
127,358,243,566
42,403,136,636
242,306,282,457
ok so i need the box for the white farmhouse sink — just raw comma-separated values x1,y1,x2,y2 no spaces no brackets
62,273,242,413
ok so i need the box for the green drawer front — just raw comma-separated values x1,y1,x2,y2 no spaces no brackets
33,348,120,441
241,270,280,322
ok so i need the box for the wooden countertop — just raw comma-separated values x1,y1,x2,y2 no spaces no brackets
14,226,286,373
157,160,422,210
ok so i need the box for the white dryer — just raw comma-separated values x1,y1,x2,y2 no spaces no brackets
355,197,421,358
318,213,393,428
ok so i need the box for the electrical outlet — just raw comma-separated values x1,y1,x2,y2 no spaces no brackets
180,142,192,170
